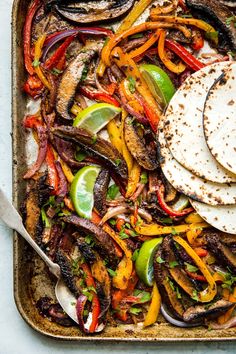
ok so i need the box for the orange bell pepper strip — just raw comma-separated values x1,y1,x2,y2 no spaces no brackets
34,34,51,90
143,282,161,327
126,161,141,199
130,215,209,236
150,0,178,16
45,145,59,194
91,212,133,290
194,247,208,257
129,29,161,59
121,109,134,174
113,48,161,132
150,15,218,45
101,22,191,66
173,236,217,302
218,287,236,325
81,263,100,333
158,30,186,74
91,256,111,298
96,0,154,77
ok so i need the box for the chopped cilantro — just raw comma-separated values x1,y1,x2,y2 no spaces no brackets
191,289,199,302
75,150,87,162
132,249,140,261
41,208,51,228
127,76,136,93
169,261,179,269
85,234,95,246
180,13,193,18
129,307,142,315
159,217,173,225
140,171,148,184
109,218,116,226
129,33,144,39
176,286,182,299
107,268,117,277
226,16,236,26
32,59,40,67
205,31,218,42
119,229,129,239
80,64,89,82
171,228,178,235
185,262,198,273
156,256,165,264
51,68,63,75
91,135,97,144
107,184,119,200
115,158,121,166
82,289,93,302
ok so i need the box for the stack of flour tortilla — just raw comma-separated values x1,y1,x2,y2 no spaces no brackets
158,62,236,234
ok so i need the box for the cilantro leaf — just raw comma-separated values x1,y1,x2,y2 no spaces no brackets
107,184,119,200
140,171,148,184
127,76,136,93
129,307,142,315
185,262,198,273
156,256,165,264
107,268,117,277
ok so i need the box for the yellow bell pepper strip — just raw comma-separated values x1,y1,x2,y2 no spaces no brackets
185,212,204,224
117,0,154,34
186,228,203,246
107,120,123,154
92,211,133,290
158,30,186,74
173,236,217,302
130,215,209,235
121,109,134,174
52,149,74,183
129,29,161,59
34,34,51,90
101,22,191,66
143,282,161,327
150,15,218,45
113,48,161,132
126,161,142,199
150,0,178,16
70,104,82,116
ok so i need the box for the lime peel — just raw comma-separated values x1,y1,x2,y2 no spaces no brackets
70,166,101,219
135,237,163,286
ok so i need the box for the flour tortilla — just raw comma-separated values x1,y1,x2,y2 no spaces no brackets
158,118,236,205
204,63,236,175
163,62,236,183
190,200,236,234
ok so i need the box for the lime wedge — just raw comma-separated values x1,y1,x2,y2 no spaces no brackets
135,238,163,286
70,166,101,219
73,103,121,134
139,64,175,107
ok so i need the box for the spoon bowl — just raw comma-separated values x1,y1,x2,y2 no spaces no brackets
0,188,78,324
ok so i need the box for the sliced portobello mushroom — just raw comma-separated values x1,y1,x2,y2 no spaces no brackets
52,125,127,179
154,243,185,319
62,215,119,263
94,169,110,216
183,299,234,323
124,117,158,170
54,0,135,24
185,0,236,50
205,232,236,273
56,44,100,120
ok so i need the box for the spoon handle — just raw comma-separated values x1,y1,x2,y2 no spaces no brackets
0,188,61,278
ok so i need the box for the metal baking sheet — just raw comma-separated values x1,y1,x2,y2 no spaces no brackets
12,0,236,341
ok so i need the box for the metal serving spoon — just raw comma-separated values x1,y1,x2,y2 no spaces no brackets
0,188,78,324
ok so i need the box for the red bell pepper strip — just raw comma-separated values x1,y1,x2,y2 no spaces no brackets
165,38,205,71
23,0,42,75
23,115,48,179
79,86,120,107
54,161,68,197
194,247,208,257
23,75,44,99
43,35,75,70
157,183,194,217
112,270,138,321
81,263,100,333
45,145,59,194
186,270,207,282
191,29,204,51
178,0,187,11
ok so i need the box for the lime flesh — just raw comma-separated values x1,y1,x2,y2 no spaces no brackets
135,237,163,286
139,64,175,107
73,103,121,134
70,166,101,219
